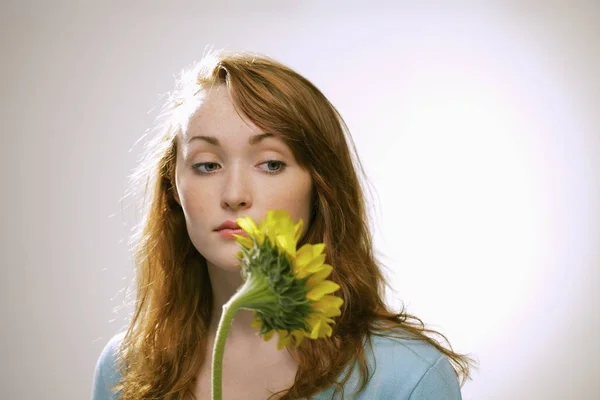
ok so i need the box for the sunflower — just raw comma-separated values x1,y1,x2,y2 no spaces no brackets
211,210,343,400
236,210,343,349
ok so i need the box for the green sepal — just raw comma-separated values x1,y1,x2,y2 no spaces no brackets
237,235,312,333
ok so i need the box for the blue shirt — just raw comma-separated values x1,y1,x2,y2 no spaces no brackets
92,331,461,399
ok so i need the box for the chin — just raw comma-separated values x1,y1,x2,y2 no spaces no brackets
220,262,242,272
205,253,242,272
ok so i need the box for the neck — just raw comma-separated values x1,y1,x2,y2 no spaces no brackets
206,263,260,343
203,262,299,369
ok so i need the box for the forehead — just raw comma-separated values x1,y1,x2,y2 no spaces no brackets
179,85,261,141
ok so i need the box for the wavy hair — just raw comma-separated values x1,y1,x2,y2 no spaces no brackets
113,50,474,399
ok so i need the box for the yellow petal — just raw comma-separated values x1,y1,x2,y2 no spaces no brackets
272,211,297,236
309,320,322,339
294,219,303,242
233,234,253,249
263,211,279,245
296,254,326,278
306,280,340,301
276,235,296,258
310,314,335,338
277,331,291,350
291,330,305,348
263,330,274,342
306,264,333,288
321,322,333,337
311,295,344,317
295,244,315,269
237,216,258,235
266,228,276,246
311,243,326,257
255,230,265,245
295,244,326,270
258,216,269,233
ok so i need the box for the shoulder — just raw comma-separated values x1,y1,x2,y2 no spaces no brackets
91,331,126,400
369,333,444,369
315,332,461,399
367,334,461,399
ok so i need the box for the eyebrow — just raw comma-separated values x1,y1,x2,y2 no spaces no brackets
186,132,274,146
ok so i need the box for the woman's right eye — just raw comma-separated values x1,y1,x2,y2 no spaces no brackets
192,162,221,174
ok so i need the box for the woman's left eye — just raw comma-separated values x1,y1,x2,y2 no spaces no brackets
259,160,287,174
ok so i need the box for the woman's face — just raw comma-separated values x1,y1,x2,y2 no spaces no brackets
174,85,313,272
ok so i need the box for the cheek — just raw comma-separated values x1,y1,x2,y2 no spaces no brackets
180,193,211,253
178,184,208,225
266,174,313,221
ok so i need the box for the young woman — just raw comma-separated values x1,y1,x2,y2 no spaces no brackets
92,51,473,400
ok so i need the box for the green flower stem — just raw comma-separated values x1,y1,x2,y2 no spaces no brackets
211,272,275,400
211,298,239,400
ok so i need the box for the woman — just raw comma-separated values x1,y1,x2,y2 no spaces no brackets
92,50,474,400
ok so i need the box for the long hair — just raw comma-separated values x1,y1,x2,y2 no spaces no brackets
114,50,474,399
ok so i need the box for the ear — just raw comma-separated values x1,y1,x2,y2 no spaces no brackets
172,183,181,205
168,142,182,206
169,173,181,206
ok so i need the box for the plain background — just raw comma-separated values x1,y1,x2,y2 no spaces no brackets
1,1,598,399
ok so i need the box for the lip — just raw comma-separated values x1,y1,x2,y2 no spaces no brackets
215,220,241,231
216,228,247,240
215,220,247,240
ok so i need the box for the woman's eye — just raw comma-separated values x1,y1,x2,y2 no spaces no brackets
191,161,286,175
192,162,221,174
259,160,287,174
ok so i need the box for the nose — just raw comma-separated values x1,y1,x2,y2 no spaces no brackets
220,166,252,211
